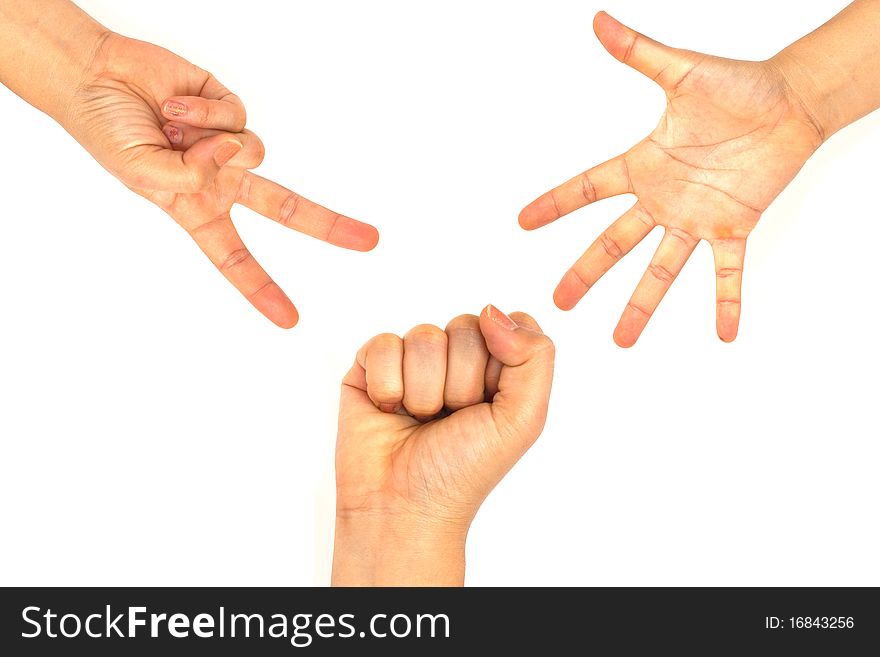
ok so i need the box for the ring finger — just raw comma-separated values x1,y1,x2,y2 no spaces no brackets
162,124,265,170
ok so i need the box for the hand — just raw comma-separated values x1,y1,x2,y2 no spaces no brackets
65,33,378,327
519,12,824,346
333,305,555,585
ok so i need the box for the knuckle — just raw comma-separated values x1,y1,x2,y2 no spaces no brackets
580,173,597,204
364,335,403,401
599,232,624,260
371,333,403,353
147,189,176,210
125,170,151,190
715,267,742,278
278,192,301,227
445,314,480,332
236,171,252,203
324,214,342,243
668,226,698,247
186,166,211,192
635,204,657,227
404,324,447,346
567,266,592,291
233,103,247,131
195,102,212,125
219,247,253,271
119,156,156,191
445,392,484,410
549,190,562,218
623,33,638,65
251,137,266,166
370,381,404,403
403,397,443,417
247,280,275,301
647,263,675,285
533,334,556,359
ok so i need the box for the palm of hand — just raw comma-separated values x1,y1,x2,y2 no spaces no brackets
67,34,242,190
156,166,243,227
631,56,819,240
521,14,823,346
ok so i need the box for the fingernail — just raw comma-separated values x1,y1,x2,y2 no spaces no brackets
213,140,243,167
378,403,399,414
163,124,182,145
485,304,518,331
163,100,187,117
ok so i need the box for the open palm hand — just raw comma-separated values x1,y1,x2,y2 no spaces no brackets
520,12,823,345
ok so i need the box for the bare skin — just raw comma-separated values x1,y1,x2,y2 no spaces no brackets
333,306,555,586
0,0,378,328
521,4,880,346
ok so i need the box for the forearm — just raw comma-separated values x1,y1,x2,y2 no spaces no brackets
771,0,880,140
332,513,467,586
0,0,109,122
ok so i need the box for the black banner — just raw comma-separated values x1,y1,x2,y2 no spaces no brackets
1,587,877,655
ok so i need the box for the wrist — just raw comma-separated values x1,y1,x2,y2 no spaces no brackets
767,51,833,145
0,0,111,124
332,511,469,586
50,23,114,130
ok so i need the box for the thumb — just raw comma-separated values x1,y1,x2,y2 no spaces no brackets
127,133,243,193
479,305,555,447
593,11,692,91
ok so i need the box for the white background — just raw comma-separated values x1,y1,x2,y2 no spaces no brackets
1,0,877,586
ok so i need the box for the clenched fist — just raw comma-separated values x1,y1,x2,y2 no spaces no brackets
333,305,555,586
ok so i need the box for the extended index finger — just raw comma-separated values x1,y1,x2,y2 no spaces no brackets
237,172,379,251
519,154,633,230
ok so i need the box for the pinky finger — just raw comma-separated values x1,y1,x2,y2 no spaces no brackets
188,213,298,328
711,239,746,343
